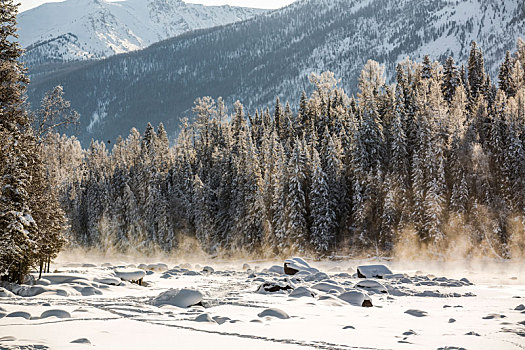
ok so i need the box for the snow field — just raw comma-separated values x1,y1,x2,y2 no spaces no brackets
0,258,524,349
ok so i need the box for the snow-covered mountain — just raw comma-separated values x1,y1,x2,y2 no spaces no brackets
18,0,266,66
27,0,525,145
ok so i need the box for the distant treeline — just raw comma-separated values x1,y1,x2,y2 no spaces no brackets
45,40,525,259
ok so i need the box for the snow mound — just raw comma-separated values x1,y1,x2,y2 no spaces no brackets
41,309,71,319
289,286,316,298
7,311,31,319
284,257,319,275
114,268,146,281
357,265,392,278
80,286,102,296
0,287,15,297
338,290,373,307
354,280,388,294
311,282,345,294
152,288,203,308
94,277,121,286
405,309,428,317
194,313,216,323
258,308,290,319
41,274,88,284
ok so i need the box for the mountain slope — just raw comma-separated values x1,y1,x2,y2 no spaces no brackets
19,0,266,67
27,0,525,145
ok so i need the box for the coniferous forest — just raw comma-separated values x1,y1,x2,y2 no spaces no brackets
39,39,525,260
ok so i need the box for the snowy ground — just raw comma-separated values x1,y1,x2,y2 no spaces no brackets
1,256,525,350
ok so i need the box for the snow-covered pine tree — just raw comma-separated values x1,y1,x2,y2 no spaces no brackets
309,148,336,254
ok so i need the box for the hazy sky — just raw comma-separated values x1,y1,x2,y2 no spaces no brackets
18,0,296,12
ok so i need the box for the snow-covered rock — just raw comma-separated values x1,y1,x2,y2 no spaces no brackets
194,313,216,323
114,268,146,282
303,272,329,282
267,265,284,274
357,265,392,279
152,288,203,308
289,287,316,298
338,290,373,307
284,258,319,275
40,309,71,319
311,282,345,294
354,280,388,294
405,309,428,317
202,266,214,274
256,281,294,294
258,308,290,319
94,277,122,286
6,311,31,319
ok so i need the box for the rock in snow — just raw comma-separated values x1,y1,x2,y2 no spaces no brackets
194,313,216,323
256,281,294,294
258,308,290,319
354,280,388,294
6,311,31,319
152,288,203,308
405,309,428,317
114,268,146,283
311,282,345,294
357,265,393,279
289,286,316,298
338,290,373,307
284,258,319,275
40,309,71,319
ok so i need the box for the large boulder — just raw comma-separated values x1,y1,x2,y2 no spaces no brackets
356,265,392,279
283,258,319,275
152,288,203,308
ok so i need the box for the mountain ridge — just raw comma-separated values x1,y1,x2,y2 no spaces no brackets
18,0,267,68
26,0,525,145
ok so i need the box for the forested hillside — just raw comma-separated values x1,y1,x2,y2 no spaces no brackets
27,0,525,146
43,41,525,258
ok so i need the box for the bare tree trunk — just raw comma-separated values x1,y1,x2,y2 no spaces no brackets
47,256,51,273
39,260,43,279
